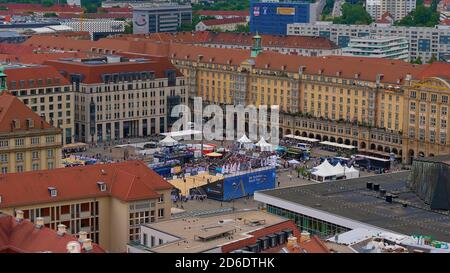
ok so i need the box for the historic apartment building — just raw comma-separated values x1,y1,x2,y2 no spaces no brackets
0,160,173,253
0,73,62,174
168,37,450,164
20,34,450,163
44,55,187,143
4,64,75,145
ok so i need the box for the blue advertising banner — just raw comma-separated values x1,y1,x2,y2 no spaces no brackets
222,168,276,201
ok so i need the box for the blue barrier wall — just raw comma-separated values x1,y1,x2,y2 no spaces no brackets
222,168,276,201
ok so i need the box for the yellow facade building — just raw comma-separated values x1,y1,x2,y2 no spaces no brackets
0,73,62,173
0,160,173,253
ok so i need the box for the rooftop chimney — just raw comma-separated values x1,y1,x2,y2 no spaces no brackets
300,231,311,243
66,241,81,253
78,231,88,243
82,238,93,252
15,210,24,222
287,236,297,249
57,224,67,236
35,217,44,229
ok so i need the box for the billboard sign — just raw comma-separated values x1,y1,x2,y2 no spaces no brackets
276,7,295,15
222,168,276,201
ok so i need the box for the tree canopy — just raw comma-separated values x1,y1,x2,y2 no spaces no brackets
333,3,373,25
395,4,440,27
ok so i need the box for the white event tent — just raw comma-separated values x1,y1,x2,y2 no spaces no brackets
256,137,274,152
311,160,359,182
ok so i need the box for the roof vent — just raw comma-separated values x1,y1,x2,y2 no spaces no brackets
66,241,81,253
48,187,57,197
354,73,360,79
78,231,88,243
35,217,44,229
15,210,24,222
57,224,67,236
82,238,93,251
101,169,106,175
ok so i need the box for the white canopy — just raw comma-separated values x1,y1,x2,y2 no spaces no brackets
256,137,274,151
238,134,252,143
161,129,202,138
159,135,178,146
311,160,359,182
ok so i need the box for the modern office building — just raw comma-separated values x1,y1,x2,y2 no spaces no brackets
44,55,187,143
250,0,319,35
287,22,450,62
132,3,192,34
61,19,126,40
4,64,75,145
366,0,416,21
342,36,409,61
0,160,173,252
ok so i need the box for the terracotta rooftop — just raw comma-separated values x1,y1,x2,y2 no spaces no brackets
4,65,71,89
0,3,83,13
0,91,53,134
0,160,172,209
195,10,249,17
263,235,331,253
115,31,339,50
0,214,105,253
200,17,247,27
44,56,183,84
22,35,450,84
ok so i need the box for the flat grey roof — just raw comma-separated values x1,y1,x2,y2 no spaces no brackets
259,172,450,242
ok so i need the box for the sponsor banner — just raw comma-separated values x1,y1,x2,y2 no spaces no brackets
276,7,295,15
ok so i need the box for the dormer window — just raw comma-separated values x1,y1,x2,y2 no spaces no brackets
97,181,107,192
48,187,57,197
27,118,34,128
12,119,20,129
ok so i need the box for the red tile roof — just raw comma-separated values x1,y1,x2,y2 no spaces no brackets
0,214,105,253
0,91,53,133
262,235,331,253
167,44,427,84
98,7,132,13
45,57,183,84
58,12,132,19
417,62,450,80
0,160,172,208
23,34,450,84
4,65,71,89
114,31,339,50
220,219,301,253
195,10,249,17
199,17,247,27
0,3,83,13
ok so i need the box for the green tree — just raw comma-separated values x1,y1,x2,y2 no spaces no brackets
411,57,423,64
124,21,133,34
43,12,57,17
428,54,437,63
395,5,440,27
234,23,250,33
333,3,373,25
41,0,53,7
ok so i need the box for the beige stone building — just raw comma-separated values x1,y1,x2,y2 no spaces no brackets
45,55,187,143
0,160,173,253
0,89,62,173
4,64,75,145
